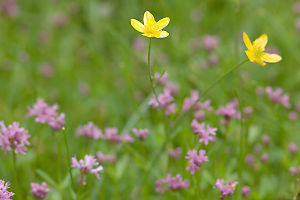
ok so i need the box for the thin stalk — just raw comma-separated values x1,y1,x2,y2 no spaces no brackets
293,177,299,200
12,152,20,200
62,129,75,191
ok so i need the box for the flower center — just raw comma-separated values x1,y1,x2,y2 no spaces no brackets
144,24,158,34
254,47,264,58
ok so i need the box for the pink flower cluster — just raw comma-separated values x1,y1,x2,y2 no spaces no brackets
149,89,176,115
214,179,238,198
27,98,65,131
191,120,217,145
75,122,103,139
168,147,182,159
185,149,208,174
216,99,241,120
30,182,49,199
132,128,149,141
0,180,14,200
72,155,103,184
265,86,291,108
0,121,30,154
96,152,116,163
102,128,134,143
155,174,189,194
203,35,219,52
289,166,300,176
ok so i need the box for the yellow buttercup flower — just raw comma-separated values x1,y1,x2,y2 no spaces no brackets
243,32,282,66
131,11,170,38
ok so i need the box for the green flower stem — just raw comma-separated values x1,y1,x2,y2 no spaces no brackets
293,176,299,200
12,152,21,200
62,128,75,191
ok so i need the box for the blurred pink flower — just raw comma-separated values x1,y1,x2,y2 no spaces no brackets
76,122,103,139
1,0,19,17
168,147,182,159
202,35,219,51
39,63,54,78
154,72,168,86
245,154,255,166
185,149,208,174
265,86,291,108
30,182,49,199
214,179,238,198
289,142,298,154
289,111,299,121
242,186,251,198
216,99,241,125
182,90,199,111
132,128,149,141
209,53,219,66
191,120,217,145
104,128,134,143
155,174,189,193
261,153,269,163
0,121,30,154
96,152,116,163
262,135,271,147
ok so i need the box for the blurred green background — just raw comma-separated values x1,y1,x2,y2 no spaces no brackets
0,0,300,199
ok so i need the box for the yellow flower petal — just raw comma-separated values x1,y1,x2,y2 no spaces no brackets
243,32,253,50
262,53,282,63
130,19,144,33
155,31,169,38
143,11,155,26
253,34,268,50
245,50,255,62
256,59,266,66
156,17,170,30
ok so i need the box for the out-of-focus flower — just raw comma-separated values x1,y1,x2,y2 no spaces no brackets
289,111,299,121
185,149,208,174
154,72,168,85
194,110,205,121
289,142,298,154
0,121,30,154
265,86,291,108
214,179,238,198
202,35,219,52
76,122,102,140
296,18,300,31
72,155,103,185
242,186,251,198
191,120,217,145
0,180,14,200
39,63,53,78
132,37,145,51
182,90,199,111
96,152,116,163
245,154,255,166
209,54,219,66
27,98,65,131
243,32,281,66
290,167,299,176
30,182,49,199
48,113,65,131
131,11,170,38
243,106,253,117
293,2,300,14
103,128,134,143
216,99,241,125
256,86,265,96
168,147,182,159
149,89,176,115
262,135,271,147
165,81,178,96
52,13,68,27
1,0,19,17
78,82,90,96
155,174,189,194
261,153,269,163
132,128,149,141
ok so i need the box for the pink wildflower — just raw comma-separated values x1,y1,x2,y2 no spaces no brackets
245,154,255,166
191,120,217,145
214,179,238,198
96,152,116,163
202,35,219,51
182,90,199,111
168,147,182,159
289,142,298,154
261,153,269,163
185,149,208,174
27,98,58,124
265,86,291,108
30,182,49,199
1,0,19,17
0,121,30,154
242,186,251,198
155,174,189,193
104,128,134,143
76,122,103,140
262,135,271,147
48,113,65,131
132,128,149,141
149,89,176,115
72,155,103,184
0,180,14,200
154,72,168,86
